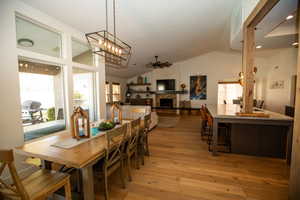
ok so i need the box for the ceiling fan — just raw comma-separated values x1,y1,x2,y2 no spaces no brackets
146,56,172,69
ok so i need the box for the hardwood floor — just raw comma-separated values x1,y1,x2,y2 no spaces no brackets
95,115,289,200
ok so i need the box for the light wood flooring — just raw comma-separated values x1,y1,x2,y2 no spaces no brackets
95,115,290,200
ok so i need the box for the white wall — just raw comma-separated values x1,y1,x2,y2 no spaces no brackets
256,48,298,113
129,51,243,108
128,48,297,112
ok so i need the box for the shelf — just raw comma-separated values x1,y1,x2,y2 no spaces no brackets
130,91,155,94
155,90,188,94
127,83,151,86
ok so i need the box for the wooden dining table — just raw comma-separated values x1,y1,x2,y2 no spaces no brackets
15,119,135,200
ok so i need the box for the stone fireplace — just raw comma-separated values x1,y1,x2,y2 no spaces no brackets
156,94,177,108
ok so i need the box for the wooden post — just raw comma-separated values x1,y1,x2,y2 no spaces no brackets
241,0,279,113
289,2,300,199
242,25,255,113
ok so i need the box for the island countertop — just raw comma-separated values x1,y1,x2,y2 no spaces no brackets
206,104,293,122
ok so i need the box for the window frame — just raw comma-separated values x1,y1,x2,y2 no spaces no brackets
105,81,111,103
72,67,98,122
15,13,103,142
112,82,121,102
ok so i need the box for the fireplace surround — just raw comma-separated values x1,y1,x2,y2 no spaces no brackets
156,94,177,108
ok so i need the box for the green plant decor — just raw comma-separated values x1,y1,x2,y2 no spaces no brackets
98,121,116,131
47,107,55,121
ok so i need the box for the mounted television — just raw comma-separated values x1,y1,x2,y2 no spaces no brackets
157,79,175,91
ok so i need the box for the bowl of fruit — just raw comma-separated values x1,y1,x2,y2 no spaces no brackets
98,121,116,131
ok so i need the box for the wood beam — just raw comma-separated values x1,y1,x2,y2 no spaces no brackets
289,1,300,199
242,0,279,113
242,26,255,113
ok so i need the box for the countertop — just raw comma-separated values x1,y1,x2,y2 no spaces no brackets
206,104,293,121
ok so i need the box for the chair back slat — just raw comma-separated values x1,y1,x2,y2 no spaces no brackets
105,124,127,166
129,118,140,149
0,150,30,200
144,114,151,131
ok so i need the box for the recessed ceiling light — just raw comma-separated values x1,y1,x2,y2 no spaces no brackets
286,15,294,20
292,42,298,46
256,45,262,49
17,38,34,47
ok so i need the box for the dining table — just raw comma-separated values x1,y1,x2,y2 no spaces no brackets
15,119,134,200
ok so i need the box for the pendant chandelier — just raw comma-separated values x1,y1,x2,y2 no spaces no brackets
238,67,258,86
86,0,131,67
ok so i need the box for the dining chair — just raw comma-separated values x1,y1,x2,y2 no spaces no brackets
94,124,128,200
125,118,140,181
0,149,71,200
137,114,151,166
143,114,151,157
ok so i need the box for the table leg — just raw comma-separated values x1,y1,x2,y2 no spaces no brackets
212,119,218,156
43,160,52,170
286,125,294,165
81,165,95,200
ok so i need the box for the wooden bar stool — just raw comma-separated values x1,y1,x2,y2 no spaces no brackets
0,149,71,200
200,105,209,140
206,113,231,153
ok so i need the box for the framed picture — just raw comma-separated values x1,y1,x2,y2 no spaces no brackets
270,80,284,89
190,75,207,100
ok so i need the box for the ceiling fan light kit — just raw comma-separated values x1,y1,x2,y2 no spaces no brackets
146,56,172,69
86,0,131,68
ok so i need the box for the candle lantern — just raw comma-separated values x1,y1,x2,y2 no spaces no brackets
111,103,122,124
71,107,90,140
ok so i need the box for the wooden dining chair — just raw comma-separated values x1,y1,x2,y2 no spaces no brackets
125,118,140,181
0,149,71,200
143,114,151,157
94,124,128,200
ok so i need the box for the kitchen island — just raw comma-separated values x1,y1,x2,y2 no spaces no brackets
207,104,293,164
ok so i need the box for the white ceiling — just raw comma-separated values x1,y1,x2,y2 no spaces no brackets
231,0,298,51
255,0,298,50
21,0,238,78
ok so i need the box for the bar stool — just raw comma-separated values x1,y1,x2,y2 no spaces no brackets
200,105,209,140
206,113,231,153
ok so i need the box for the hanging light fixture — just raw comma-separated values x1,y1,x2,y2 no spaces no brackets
238,67,258,86
86,0,131,67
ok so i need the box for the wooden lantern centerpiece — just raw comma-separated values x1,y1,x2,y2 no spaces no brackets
111,103,122,124
71,107,90,140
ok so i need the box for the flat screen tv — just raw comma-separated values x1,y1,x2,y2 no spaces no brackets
157,79,175,91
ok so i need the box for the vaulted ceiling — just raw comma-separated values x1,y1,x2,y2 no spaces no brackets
21,0,238,78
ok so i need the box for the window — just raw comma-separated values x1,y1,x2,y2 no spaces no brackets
218,82,243,104
112,83,121,102
16,16,62,58
106,82,111,103
72,38,95,66
19,59,66,141
73,68,97,121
